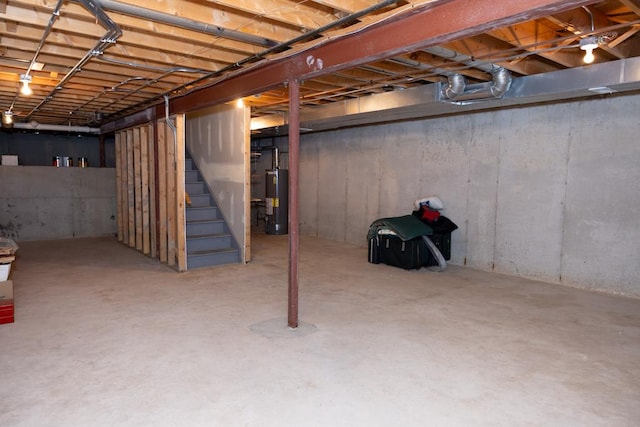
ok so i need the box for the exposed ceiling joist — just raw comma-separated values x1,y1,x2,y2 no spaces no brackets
2,0,639,131
170,0,601,113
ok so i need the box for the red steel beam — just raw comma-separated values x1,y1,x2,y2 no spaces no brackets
288,79,300,329
171,0,598,113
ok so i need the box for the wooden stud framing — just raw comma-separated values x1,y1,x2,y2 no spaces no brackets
157,121,168,264
115,132,123,242
166,120,177,267
120,131,129,246
149,124,157,259
174,115,187,272
126,129,135,248
112,119,186,271
133,128,143,251
141,125,151,255
243,105,251,263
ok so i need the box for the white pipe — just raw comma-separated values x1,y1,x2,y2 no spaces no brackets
12,122,100,134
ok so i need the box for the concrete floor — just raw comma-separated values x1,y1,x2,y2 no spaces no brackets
1,234,639,426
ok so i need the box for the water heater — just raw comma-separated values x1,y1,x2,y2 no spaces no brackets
265,168,288,235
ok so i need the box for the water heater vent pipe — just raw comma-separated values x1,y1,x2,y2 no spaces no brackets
273,146,279,169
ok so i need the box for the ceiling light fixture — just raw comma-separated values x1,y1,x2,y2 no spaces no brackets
580,36,598,64
19,74,33,96
2,111,13,126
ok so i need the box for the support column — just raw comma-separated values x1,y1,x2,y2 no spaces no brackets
288,79,300,329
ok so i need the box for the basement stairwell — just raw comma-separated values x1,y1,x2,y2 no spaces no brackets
185,155,240,269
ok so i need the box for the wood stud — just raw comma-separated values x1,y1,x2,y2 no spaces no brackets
114,118,186,271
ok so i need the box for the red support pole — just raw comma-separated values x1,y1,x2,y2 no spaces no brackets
288,79,300,329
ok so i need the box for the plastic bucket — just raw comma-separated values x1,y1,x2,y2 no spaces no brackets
0,263,10,281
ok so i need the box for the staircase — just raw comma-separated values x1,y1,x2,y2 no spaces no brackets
185,156,240,269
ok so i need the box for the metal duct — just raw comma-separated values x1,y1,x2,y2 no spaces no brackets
13,122,100,134
489,67,512,98
251,57,640,136
441,67,512,102
94,0,276,48
443,74,466,99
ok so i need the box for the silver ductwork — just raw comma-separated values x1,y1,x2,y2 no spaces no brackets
441,66,512,102
94,0,276,47
251,57,640,137
489,66,512,98
443,74,466,100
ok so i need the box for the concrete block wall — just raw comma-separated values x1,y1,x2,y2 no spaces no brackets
0,166,116,241
295,94,640,297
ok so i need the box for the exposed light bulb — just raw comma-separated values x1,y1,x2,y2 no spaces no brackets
236,98,244,108
20,80,32,96
2,111,13,125
19,74,33,96
583,47,595,64
580,36,598,64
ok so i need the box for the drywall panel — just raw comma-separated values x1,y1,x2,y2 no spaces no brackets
297,93,640,296
186,104,249,262
0,166,116,241
561,96,640,296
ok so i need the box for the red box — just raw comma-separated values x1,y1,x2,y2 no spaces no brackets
0,299,14,324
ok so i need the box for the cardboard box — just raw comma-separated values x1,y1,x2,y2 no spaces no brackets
1,155,18,166
0,280,13,300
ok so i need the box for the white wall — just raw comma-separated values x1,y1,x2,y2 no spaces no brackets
0,166,116,241
186,104,250,261
297,94,640,297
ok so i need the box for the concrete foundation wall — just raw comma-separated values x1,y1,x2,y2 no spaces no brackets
186,104,250,261
0,166,116,241
297,94,640,297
